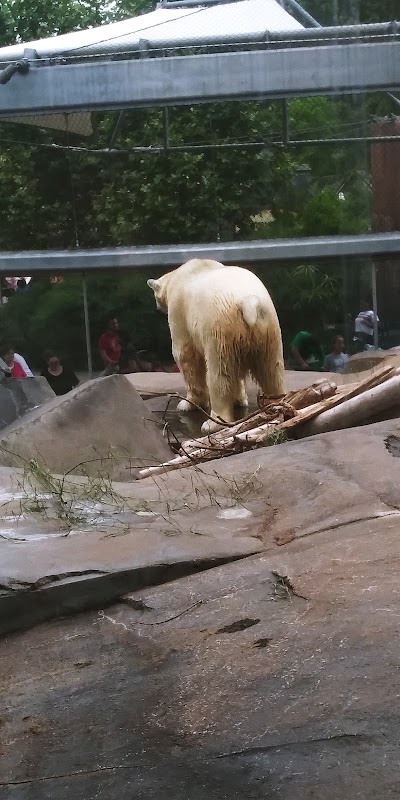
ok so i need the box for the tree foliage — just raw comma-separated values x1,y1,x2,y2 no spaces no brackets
301,0,398,25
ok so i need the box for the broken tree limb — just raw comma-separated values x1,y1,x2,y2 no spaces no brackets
273,378,338,410
296,371,400,438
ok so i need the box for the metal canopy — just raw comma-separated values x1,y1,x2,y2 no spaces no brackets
0,0,302,62
1,233,400,275
0,0,302,131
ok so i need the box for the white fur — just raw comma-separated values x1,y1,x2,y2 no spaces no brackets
176,399,193,412
147,259,285,432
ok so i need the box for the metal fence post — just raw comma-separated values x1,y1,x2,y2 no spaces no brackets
82,271,93,379
371,262,379,349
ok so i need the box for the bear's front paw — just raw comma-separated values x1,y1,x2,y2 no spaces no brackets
201,417,225,434
177,399,194,412
234,396,249,408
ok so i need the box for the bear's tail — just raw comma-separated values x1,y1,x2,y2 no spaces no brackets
241,295,264,327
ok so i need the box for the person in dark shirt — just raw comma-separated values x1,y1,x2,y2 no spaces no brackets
16,278,28,293
41,352,79,396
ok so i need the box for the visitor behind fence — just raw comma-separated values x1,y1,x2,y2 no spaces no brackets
41,351,79,395
98,318,122,376
0,343,33,377
323,335,349,374
16,278,28,293
354,299,379,350
290,330,324,371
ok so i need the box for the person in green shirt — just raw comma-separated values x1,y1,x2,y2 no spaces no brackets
290,330,324,371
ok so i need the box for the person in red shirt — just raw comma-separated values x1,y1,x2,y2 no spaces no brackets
98,318,122,376
0,344,32,377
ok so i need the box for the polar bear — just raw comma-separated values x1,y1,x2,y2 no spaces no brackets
147,259,285,433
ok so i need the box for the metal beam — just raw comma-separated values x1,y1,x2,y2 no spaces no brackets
1,233,400,274
0,41,399,115
81,272,93,379
281,0,321,28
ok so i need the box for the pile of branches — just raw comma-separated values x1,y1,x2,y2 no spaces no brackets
138,364,398,479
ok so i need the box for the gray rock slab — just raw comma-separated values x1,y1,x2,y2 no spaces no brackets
346,348,400,374
10,374,56,409
0,531,263,637
1,510,400,799
0,463,264,634
0,381,20,429
2,416,400,642
0,374,172,480
135,415,400,546
127,369,344,399
0,375,55,431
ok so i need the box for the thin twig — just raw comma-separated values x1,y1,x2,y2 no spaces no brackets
126,599,203,624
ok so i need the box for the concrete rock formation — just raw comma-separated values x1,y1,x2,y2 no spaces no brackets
0,375,55,431
345,348,400,374
0,374,172,479
2,418,400,796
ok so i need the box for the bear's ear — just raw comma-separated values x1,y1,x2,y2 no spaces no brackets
147,278,160,292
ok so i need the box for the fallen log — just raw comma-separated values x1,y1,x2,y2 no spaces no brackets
281,363,397,431
296,371,400,438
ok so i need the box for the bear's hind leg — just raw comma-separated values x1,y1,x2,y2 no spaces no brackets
233,378,249,409
201,351,236,433
176,348,209,412
251,345,285,398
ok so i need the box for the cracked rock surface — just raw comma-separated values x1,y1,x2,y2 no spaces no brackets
1,528,400,798
1,418,400,796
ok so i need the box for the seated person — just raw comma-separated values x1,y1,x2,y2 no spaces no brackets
290,331,324,371
41,351,79,395
0,343,33,377
323,335,349,374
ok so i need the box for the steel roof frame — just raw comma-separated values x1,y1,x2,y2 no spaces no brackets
1,233,400,276
0,40,399,115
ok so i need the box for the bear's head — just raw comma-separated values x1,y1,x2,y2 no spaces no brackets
147,276,170,313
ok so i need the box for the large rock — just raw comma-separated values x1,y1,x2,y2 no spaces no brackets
0,374,172,480
0,375,55,430
2,418,400,796
345,348,400,374
2,415,400,635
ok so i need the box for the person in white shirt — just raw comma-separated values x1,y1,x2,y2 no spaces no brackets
0,346,34,377
354,299,379,350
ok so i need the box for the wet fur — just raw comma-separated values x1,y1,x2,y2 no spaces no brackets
147,259,285,432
